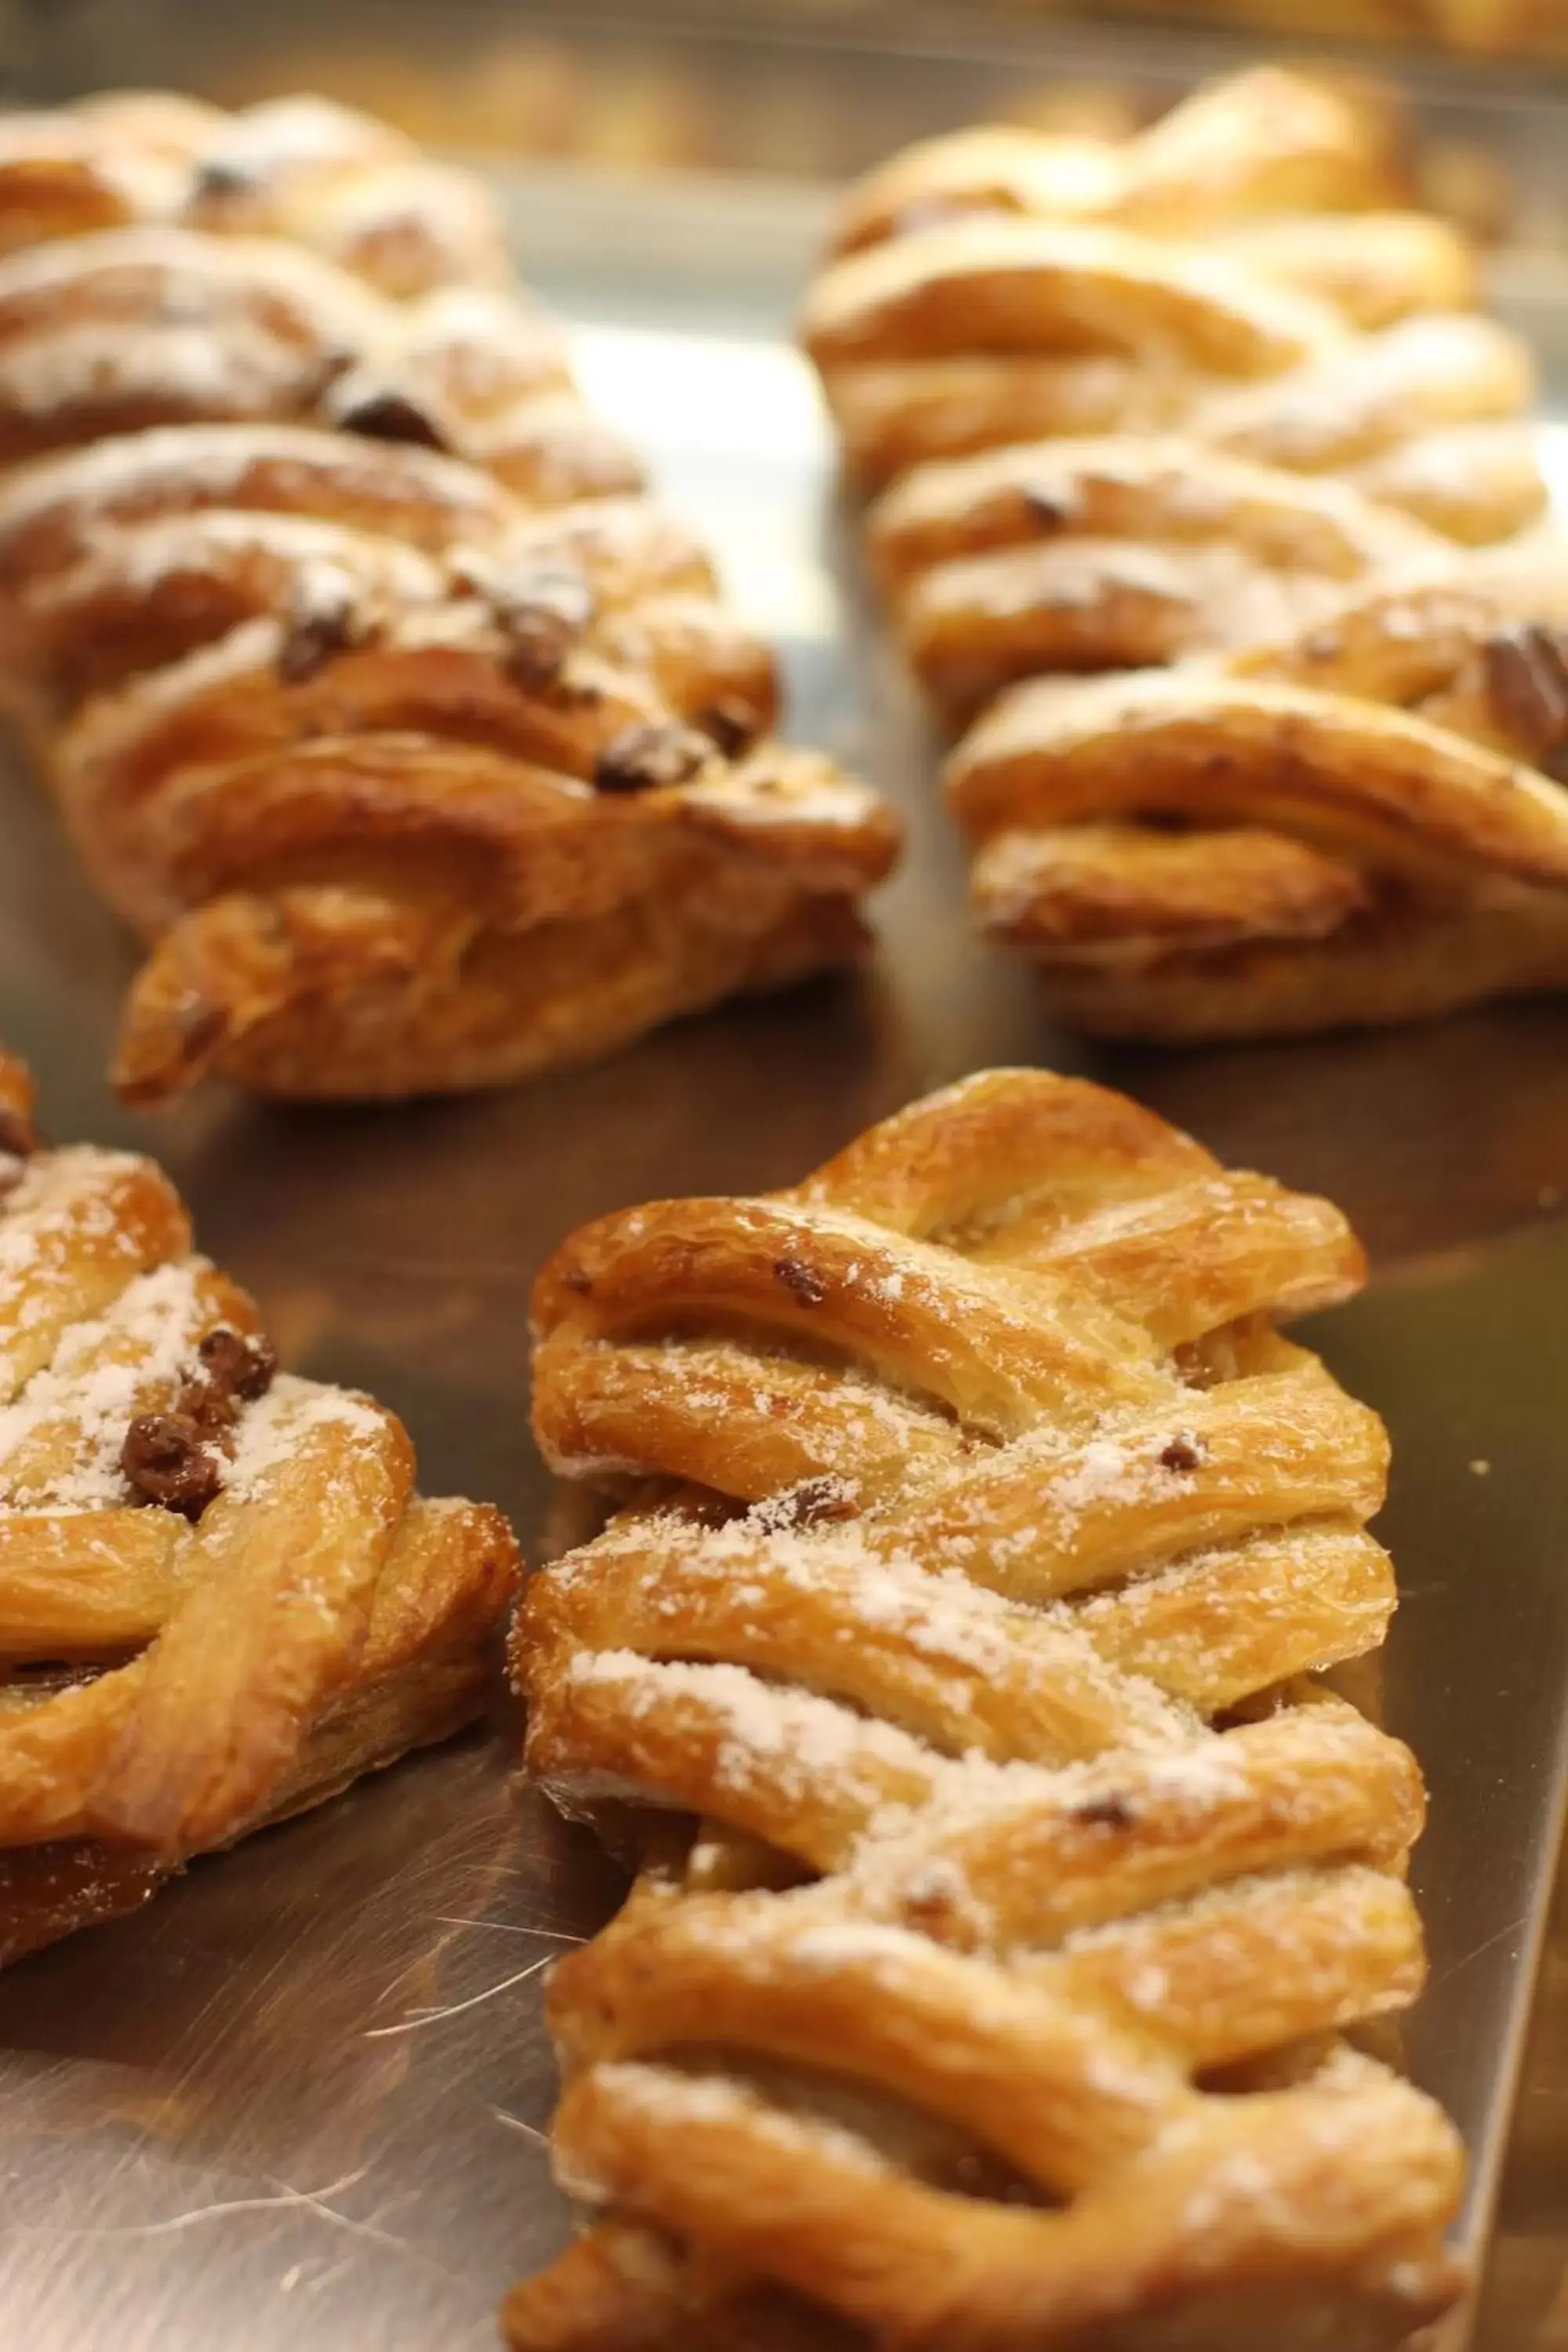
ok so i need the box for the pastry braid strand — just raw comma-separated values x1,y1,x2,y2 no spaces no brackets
804,62,1557,1040
0,1041,518,1962
952,542,1568,1036
0,93,898,1100
0,89,511,294
509,1068,1464,2352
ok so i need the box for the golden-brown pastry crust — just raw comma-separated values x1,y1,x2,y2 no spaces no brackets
0,1044,518,1963
0,89,510,294
507,1068,1463,2352
806,220,1537,530
805,62,1552,1041
805,64,1537,532
949,545,1568,1037
866,435,1448,720
829,65,1408,256
0,227,641,501
0,96,898,1102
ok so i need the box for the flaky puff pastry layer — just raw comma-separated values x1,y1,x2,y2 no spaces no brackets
829,65,1410,258
0,1043,518,1964
952,541,1568,1038
0,93,898,1102
804,66,1541,546
508,1069,1464,2352
805,62,1558,1041
866,434,1454,723
0,89,510,296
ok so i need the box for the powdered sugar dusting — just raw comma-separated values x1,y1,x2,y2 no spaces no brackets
0,1256,213,1510
224,1372,385,1500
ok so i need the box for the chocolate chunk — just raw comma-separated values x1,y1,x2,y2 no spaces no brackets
190,154,260,205
451,557,596,693
501,602,590,692
773,1257,828,1308
697,697,762,758
198,1325,278,1403
335,387,452,452
490,564,596,635
562,1268,594,1297
1484,624,1568,768
1022,486,1073,528
1073,1791,1136,1829
278,586,365,685
121,1412,224,1519
178,1379,239,1437
1158,1432,1206,1473
593,722,710,796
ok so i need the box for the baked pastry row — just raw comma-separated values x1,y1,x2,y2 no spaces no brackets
0,92,897,1101
0,87,511,295
804,64,1568,1040
0,1041,517,1963
0,1041,1470,2346
508,1065,1463,2352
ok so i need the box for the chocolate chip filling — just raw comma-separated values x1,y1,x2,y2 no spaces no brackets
1158,1432,1206,1473
446,555,598,693
121,1324,278,1520
198,1324,279,1404
697,697,763,758
121,1412,226,1519
593,722,710,795
189,153,260,206
499,584,596,692
334,386,452,452
277,585,370,685
773,1256,828,1308
1022,486,1073,528
1484,624,1568,778
1072,1792,1137,1829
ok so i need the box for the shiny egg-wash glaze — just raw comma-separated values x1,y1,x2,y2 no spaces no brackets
801,64,1568,1042
510,1069,1462,2352
0,1040,517,1962
0,93,898,1102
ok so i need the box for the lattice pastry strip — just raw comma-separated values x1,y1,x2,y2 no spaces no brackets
804,64,1541,564
828,64,1409,258
950,540,1568,1038
509,1069,1464,2352
0,89,511,295
0,1042,517,1963
0,96,899,1102
805,62,1559,1041
864,434,1456,721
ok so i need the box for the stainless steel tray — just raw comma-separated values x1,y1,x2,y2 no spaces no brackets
2,60,1568,2352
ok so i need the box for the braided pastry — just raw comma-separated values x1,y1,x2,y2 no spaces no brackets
830,64,1407,257
508,1068,1464,2352
804,66,1541,546
952,540,1568,1038
804,64,1559,1039
865,434,1453,721
0,89,510,294
0,1041,518,1964
0,95,898,1101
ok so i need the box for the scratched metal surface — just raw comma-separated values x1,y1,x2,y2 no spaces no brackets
2,49,1568,2352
